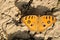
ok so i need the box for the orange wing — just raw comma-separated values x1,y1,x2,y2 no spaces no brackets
21,15,38,32
38,15,57,32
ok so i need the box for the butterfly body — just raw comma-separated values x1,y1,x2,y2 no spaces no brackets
21,15,56,33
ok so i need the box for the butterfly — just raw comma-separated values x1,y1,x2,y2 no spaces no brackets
21,15,57,33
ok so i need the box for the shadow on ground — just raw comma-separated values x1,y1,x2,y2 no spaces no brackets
8,31,44,40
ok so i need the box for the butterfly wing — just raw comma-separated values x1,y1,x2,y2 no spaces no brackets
21,15,38,32
38,15,56,32
21,15,57,33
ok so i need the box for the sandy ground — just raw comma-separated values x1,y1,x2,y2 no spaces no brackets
0,0,60,40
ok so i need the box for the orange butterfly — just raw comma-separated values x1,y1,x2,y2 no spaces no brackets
21,15,57,33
